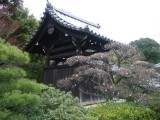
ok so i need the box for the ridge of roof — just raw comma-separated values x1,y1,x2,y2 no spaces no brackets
46,2,100,29
46,2,111,42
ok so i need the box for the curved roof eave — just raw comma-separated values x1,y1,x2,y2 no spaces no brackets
23,2,112,52
46,2,111,42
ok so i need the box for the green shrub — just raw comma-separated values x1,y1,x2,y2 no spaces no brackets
7,114,28,120
31,86,96,120
0,110,11,120
136,94,160,120
0,78,42,95
0,39,30,66
0,110,28,120
16,78,43,94
0,90,41,108
88,102,157,120
0,67,26,81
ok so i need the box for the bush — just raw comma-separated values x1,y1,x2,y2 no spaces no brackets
0,85,95,120
31,86,95,120
0,110,11,120
23,54,45,81
1,90,41,108
0,67,26,81
88,102,157,120
0,39,30,66
0,111,28,120
136,94,160,120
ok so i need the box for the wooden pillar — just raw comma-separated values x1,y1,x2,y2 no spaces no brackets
79,84,83,103
76,45,82,55
45,54,50,66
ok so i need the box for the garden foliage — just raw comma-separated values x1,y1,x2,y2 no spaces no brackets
130,38,160,63
0,38,93,120
89,102,157,120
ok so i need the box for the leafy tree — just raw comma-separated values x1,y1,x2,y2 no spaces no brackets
0,38,41,119
9,8,38,46
57,42,160,102
116,61,160,100
105,41,144,67
57,53,116,99
0,8,20,41
130,38,160,63
117,61,160,119
0,1,38,47
0,0,23,18
57,42,143,98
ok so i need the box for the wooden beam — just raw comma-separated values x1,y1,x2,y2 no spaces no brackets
49,51,77,59
49,44,75,53
45,57,50,66
49,38,72,46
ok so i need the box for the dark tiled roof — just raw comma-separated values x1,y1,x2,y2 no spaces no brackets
24,2,112,51
46,2,110,42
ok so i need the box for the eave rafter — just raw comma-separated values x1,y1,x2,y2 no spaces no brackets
49,44,76,54
49,51,77,59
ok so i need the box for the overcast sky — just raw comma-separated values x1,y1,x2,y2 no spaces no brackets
23,0,160,44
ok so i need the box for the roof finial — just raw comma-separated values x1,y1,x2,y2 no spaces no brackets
46,0,53,9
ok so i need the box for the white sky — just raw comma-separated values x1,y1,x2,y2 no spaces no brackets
23,0,160,44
